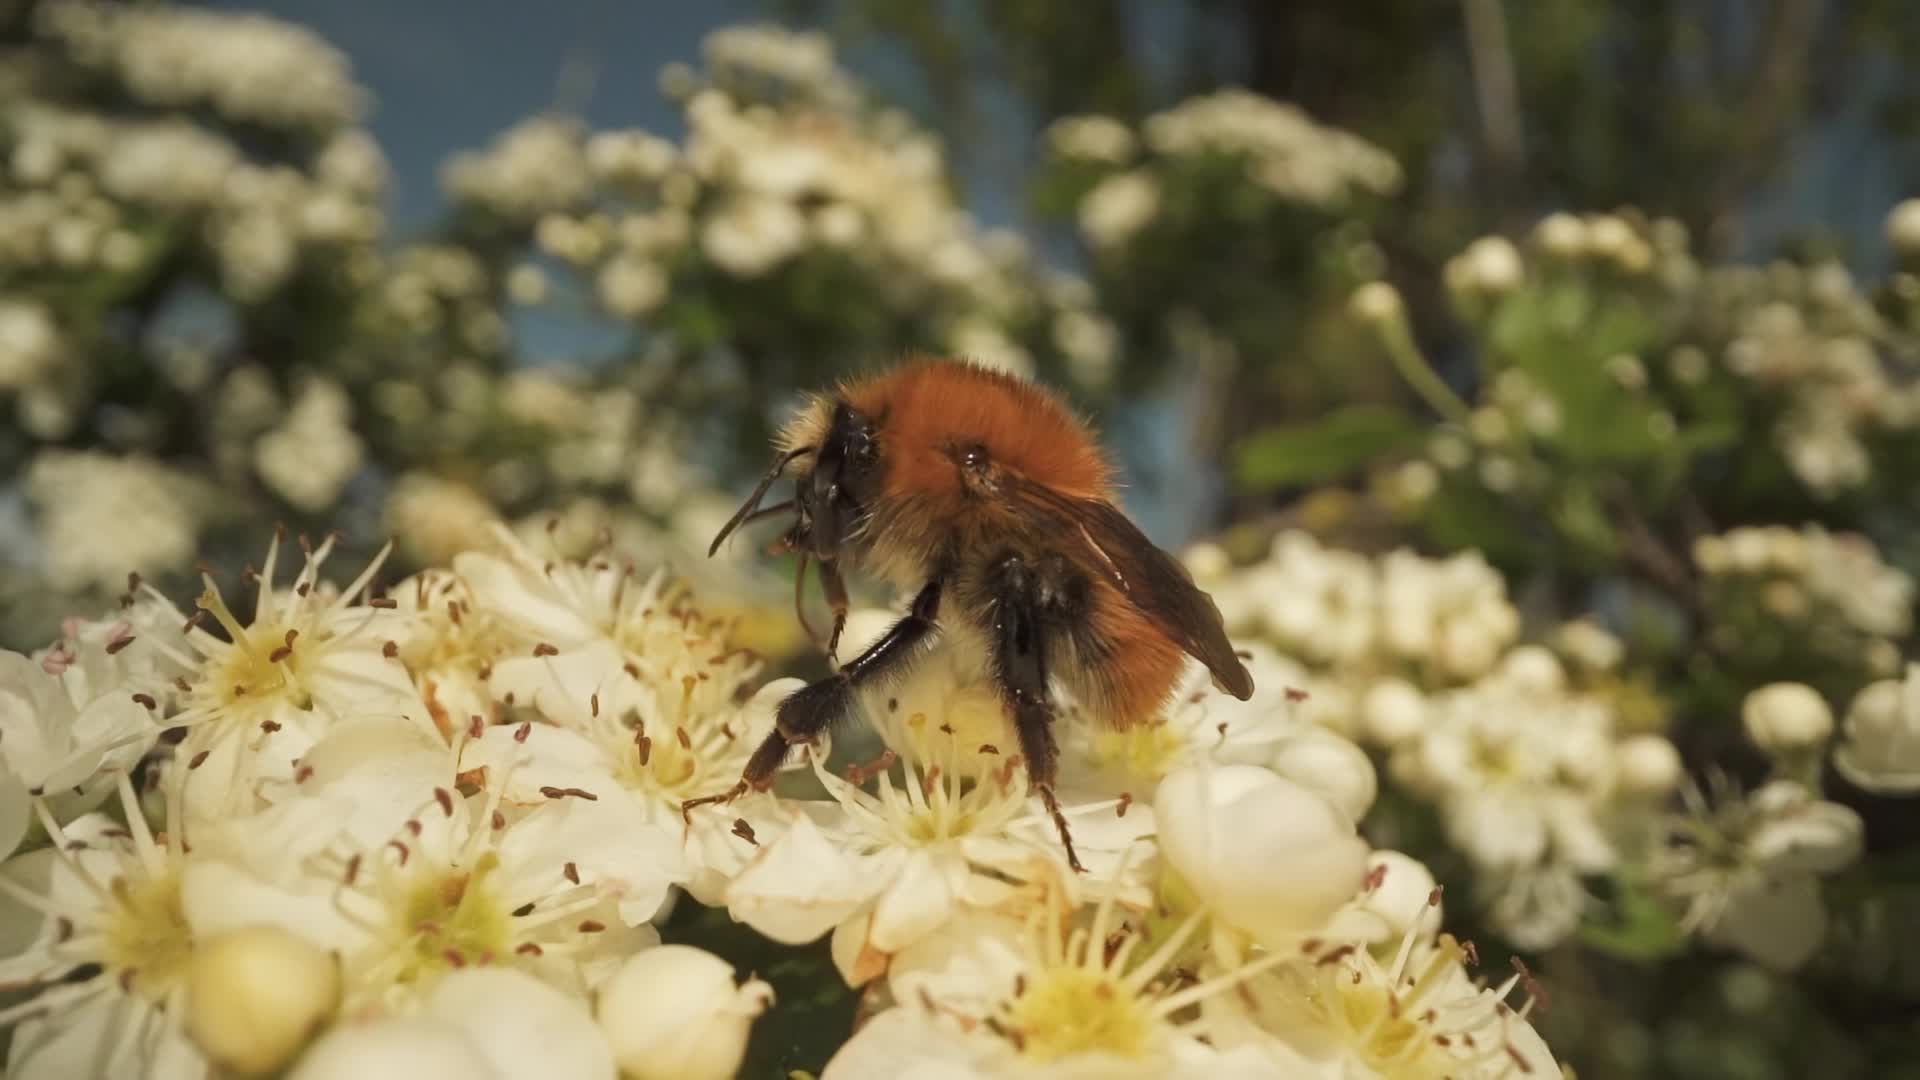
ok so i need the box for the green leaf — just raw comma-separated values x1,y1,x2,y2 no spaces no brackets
1232,405,1425,491
1579,874,1687,961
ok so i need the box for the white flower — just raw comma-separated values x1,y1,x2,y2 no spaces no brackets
267,768,667,1011
1555,617,1624,671
832,858,1299,1079
384,478,503,571
26,451,204,592
1888,197,1920,254
1060,644,1313,799
1078,171,1159,250
1447,235,1525,294
1265,727,1376,822
255,380,365,513
1378,548,1519,680
1533,211,1589,257
0,778,205,1079
288,1017,500,1080
701,195,808,276
596,945,772,1080
423,966,615,1080
1335,849,1442,946
1258,532,1377,666
1349,281,1404,326
1211,929,1557,1079
153,532,422,818
1358,677,1426,747
1154,765,1367,950
0,641,157,847
1835,666,1920,793
185,925,340,1075
1046,115,1136,163
0,301,61,390
1653,778,1863,971
460,674,782,909
726,733,1142,982
443,116,590,222
1742,682,1835,753
1616,733,1684,795
596,255,668,318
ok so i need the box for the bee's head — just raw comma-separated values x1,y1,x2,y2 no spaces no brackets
795,399,880,560
708,398,881,561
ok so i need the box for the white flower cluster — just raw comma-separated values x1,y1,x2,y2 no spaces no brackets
1694,524,1913,677
35,0,365,134
25,451,208,593
515,26,1115,387
1453,214,1920,501
1191,530,1683,949
1718,277,1920,497
443,116,594,224
0,9,386,435
0,526,1561,1078
1049,89,1400,252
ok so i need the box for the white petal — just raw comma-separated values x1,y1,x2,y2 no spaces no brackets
0,763,29,860
724,812,885,944
1709,874,1827,972
494,798,684,925
490,642,635,725
454,551,601,645
460,723,621,806
424,967,614,1080
867,850,958,953
289,1017,504,1080
8,993,207,1080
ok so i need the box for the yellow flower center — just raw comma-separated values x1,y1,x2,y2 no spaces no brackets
1086,723,1185,781
1002,967,1154,1063
197,582,314,711
396,854,511,981
104,873,192,1004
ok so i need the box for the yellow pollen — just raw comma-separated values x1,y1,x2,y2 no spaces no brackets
1002,968,1154,1063
396,854,510,981
104,873,192,1004
1087,724,1185,781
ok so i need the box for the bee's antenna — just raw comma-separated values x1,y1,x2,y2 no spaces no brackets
709,447,811,557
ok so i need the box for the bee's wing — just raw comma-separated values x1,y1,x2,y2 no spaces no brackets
1003,477,1254,700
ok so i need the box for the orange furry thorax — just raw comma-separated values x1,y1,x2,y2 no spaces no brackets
843,358,1112,503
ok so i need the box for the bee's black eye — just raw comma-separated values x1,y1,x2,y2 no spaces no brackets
952,441,990,473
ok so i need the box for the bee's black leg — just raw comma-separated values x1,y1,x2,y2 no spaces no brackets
984,552,1085,874
682,578,942,818
818,559,850,665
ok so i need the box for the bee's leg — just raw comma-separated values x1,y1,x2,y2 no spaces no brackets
984,552,1085,874
818,559,850,665
681,578,942,818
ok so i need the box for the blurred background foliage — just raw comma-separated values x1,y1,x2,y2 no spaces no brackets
5,0,1920,1077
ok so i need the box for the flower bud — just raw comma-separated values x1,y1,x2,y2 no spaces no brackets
1887,198,1920,255
1496,645,1565,695
596,945,773,1080
1742,682,1834,753
1182,541,1232,584
289,1019,499,1080
1154,765,1368,948
187,925,340,1077
1349,281,1404,327
1453,235,1524,293
1359,679,1426,746
1834,667,1920,794
1268,729,1377,822
426,968,614,1080
1615,734,1683,795
1532,212,1588,257
1337,849,1442,946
